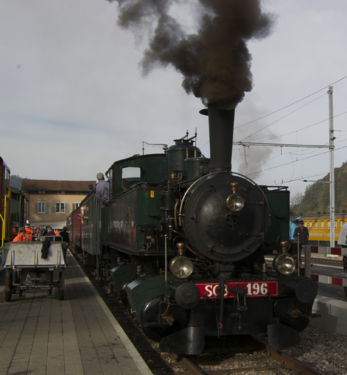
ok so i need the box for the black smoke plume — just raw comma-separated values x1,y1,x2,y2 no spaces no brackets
108,0,275,110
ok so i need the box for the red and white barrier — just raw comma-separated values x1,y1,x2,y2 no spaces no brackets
311,274,347,287
310,246,344,255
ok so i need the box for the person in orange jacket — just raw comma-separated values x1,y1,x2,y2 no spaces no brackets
13,227,27,242
54,229,59,236
25,224,33,241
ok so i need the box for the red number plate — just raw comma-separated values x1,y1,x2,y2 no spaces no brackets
195,281,278,299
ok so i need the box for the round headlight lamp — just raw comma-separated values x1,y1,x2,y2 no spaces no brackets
273,253,295,275
226,193,245,212
170,256,194,279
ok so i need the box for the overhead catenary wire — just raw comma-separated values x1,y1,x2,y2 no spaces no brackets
247,143,347,177
240,94,326,141
260,109,347,144
236,74,347,129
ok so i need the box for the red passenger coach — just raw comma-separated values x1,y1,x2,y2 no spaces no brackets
0,157,11,246
72,207,82,251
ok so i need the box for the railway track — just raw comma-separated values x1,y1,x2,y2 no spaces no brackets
160,336,326,375
72,250,327,375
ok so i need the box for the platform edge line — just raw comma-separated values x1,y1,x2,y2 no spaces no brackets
68,250,153,375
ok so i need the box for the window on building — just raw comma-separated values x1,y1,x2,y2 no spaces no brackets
321,221,324,230
35,202,48,213
72,203,80,210
315,221,318,230
56,203,65,213
52,203,69,214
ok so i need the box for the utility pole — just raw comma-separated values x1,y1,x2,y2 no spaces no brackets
328,86,335,248
243,146,250,175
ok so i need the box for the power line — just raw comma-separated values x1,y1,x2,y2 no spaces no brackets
236,75,347,128
260,109,347,143
240,94,325,141
247,144,347,176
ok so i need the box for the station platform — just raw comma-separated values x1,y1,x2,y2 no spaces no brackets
0,250,152,375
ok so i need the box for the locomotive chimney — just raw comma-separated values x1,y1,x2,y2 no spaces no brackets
200,105,235,173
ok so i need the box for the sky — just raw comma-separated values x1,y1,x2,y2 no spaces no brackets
1,0,347,201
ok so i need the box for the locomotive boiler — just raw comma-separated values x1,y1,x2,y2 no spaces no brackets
67,105,318,354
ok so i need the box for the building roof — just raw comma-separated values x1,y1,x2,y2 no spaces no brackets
22,179,95,192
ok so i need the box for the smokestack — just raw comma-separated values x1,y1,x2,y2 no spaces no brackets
200,105,235,173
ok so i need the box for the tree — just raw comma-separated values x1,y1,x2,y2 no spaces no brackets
290,192,304,213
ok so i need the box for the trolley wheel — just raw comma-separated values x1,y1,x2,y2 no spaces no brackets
59,290,64,301
5,291,12,302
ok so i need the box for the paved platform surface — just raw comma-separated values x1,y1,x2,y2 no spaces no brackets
0,250,152,375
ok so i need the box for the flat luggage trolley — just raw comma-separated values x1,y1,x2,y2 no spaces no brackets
3,241,67,302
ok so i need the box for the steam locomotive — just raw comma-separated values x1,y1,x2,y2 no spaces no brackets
67,106,318,354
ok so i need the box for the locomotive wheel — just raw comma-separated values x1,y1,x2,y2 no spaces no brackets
141,295,189,342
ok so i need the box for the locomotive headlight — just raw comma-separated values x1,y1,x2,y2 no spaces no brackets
273,253,295,275
170,256,194,279
226,193,245,212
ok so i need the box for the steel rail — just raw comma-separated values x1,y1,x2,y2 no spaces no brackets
166,354,206,374
254,338,326,375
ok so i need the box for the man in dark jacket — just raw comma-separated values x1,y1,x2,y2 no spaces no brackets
44,226,56,242
293,220,309,268
59,226,70,244
293,220,309,245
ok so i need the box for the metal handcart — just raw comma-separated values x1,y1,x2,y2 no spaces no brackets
3,239,67,302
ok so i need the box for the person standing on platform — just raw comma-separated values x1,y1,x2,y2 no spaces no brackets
44,226,56,242
293,220,310,245
59,226,70,244
13,227,27,242
96,173,109,203
25,224,33,241
293,220,309,267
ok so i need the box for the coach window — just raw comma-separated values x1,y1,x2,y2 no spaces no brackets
309,221,312,229
315,221,318,230
327,220,330,230
335,220,337,229
321,221,324,230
